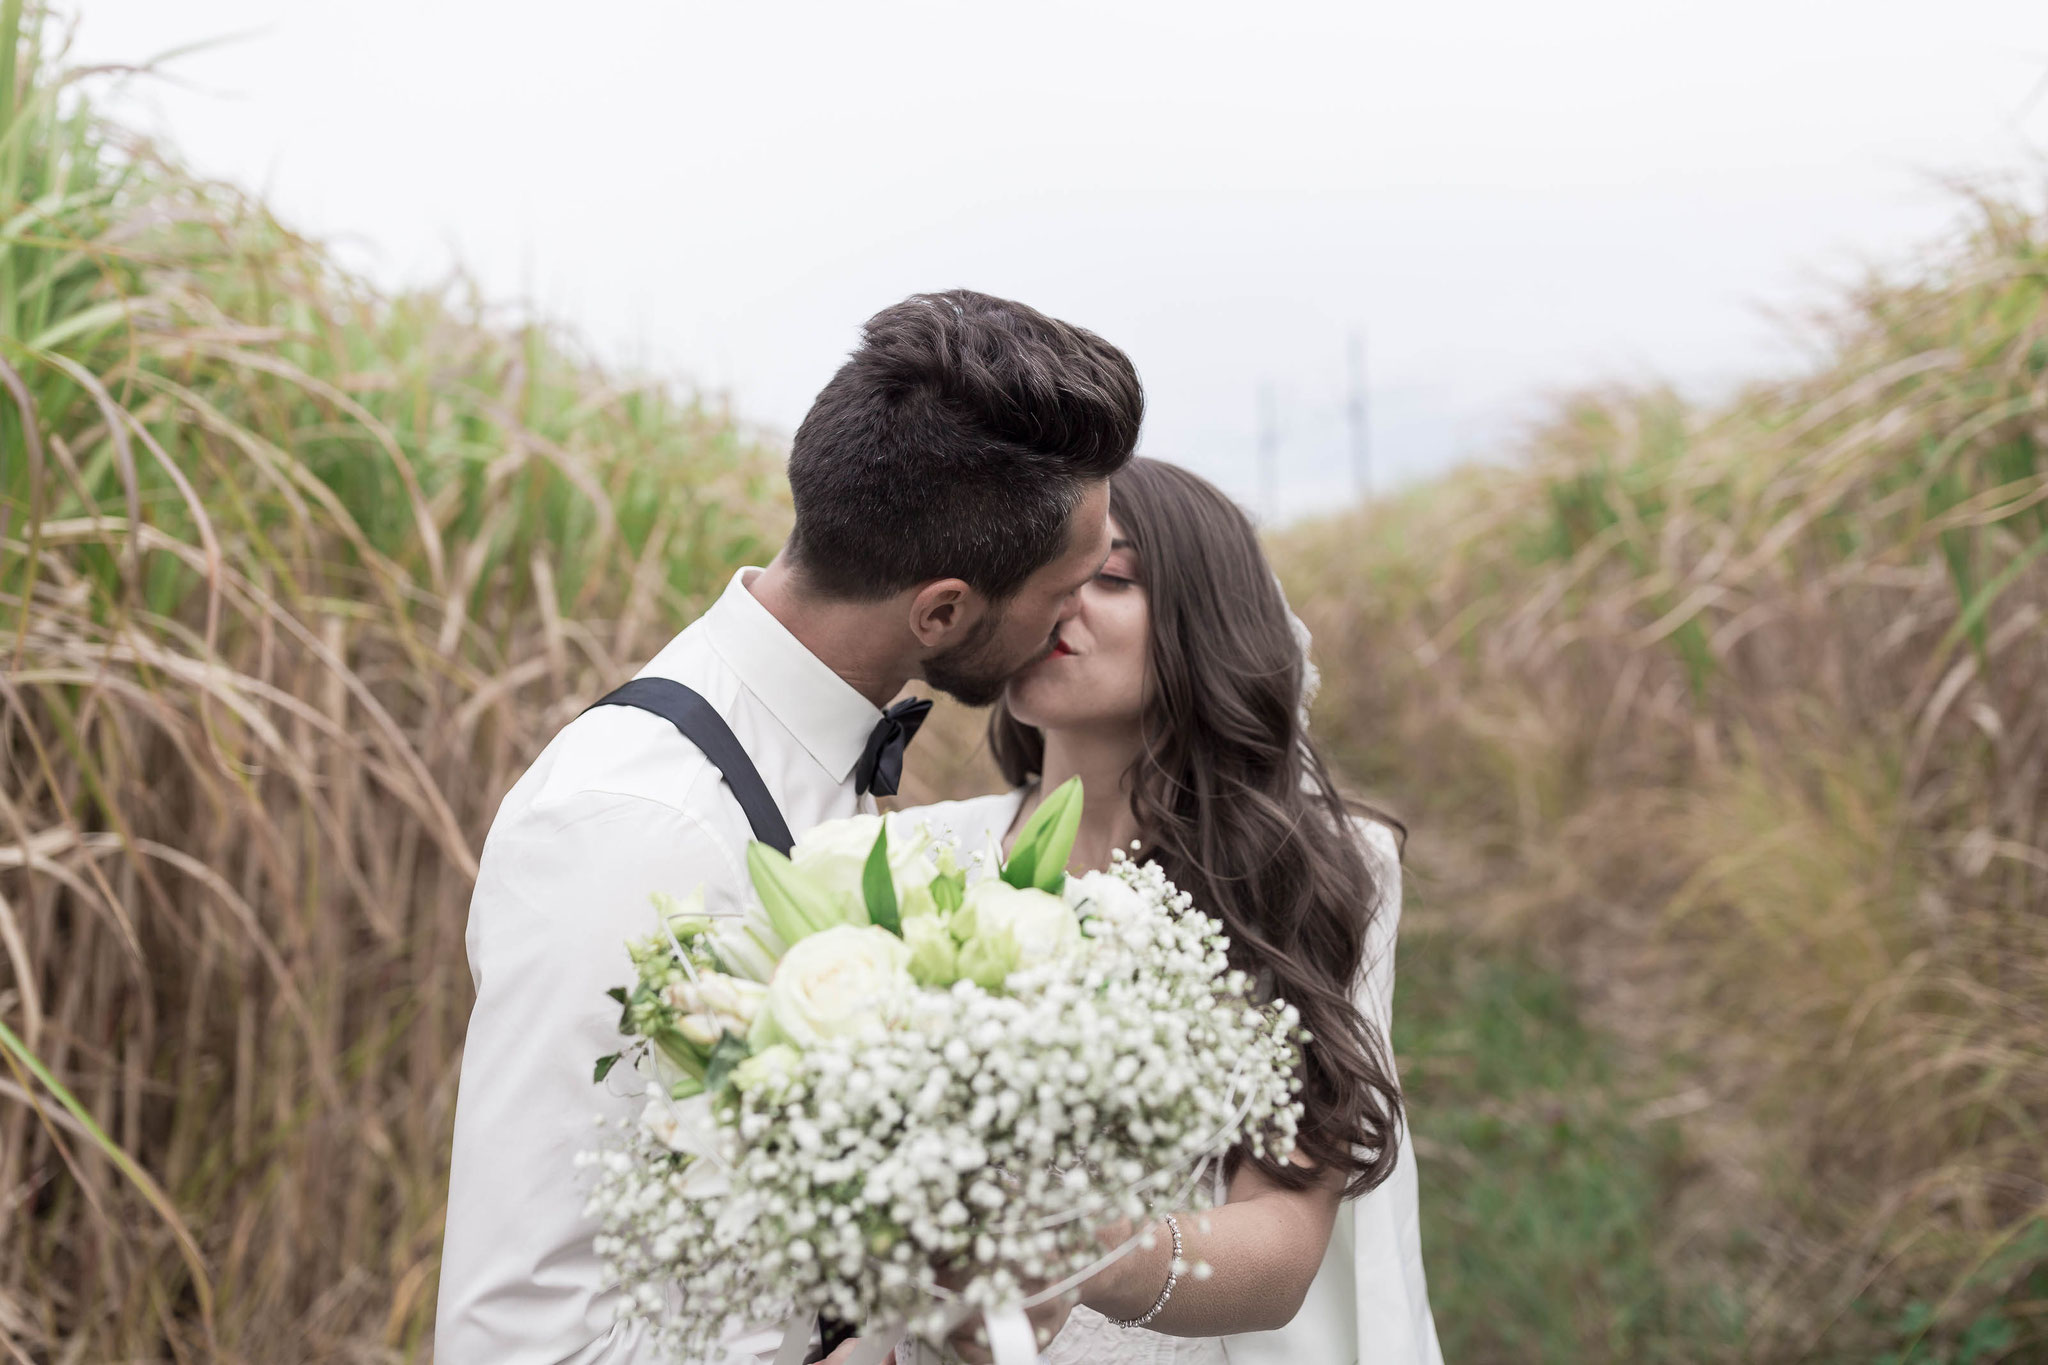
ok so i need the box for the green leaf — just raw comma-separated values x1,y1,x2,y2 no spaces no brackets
605,986,628,1005
863,823,902,935
1958,1313,2017,1365
930,869,966,912
747,841,847,943
703,1032,752,1095
1033,780,1084,892
1001,836,1038,890
1003,777,1083,891
653,1027,708,1080
593,1052,621,1084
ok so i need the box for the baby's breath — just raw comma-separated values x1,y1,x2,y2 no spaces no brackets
580,854,1304,1359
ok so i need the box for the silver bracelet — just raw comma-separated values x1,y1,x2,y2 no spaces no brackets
1108,1215,1181,1329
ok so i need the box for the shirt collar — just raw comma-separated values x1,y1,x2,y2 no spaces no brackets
699,567,882,784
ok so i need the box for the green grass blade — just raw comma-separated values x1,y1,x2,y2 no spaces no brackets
0,1017,216,1337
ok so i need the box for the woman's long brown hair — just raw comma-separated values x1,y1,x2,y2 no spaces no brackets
990,457,1403,1197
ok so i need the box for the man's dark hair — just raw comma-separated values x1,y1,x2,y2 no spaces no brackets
785,289,1144,601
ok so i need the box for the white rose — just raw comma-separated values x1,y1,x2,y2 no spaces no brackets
731,1042,802,1096
790,812,940,921
955,879,1082,987
759,923,913,1048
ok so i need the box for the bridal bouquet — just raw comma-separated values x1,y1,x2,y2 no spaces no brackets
579,780,1305,1363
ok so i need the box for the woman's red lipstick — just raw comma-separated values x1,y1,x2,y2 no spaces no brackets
1049,639,1075,658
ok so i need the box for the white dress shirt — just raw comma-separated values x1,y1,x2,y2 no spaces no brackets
437,567,882,1365
900,792,1444,1365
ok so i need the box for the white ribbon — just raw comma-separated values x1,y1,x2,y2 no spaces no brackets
980,1305,1039,1364
773,1316,812,1365
774,1301,1041,1365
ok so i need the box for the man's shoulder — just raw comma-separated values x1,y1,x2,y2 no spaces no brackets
471,683,755,918
524,705,727,815
503,623,745,822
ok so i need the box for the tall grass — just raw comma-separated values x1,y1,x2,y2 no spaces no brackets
0,9,785,1359
6,2,2046,1359
1276,189,2048,1360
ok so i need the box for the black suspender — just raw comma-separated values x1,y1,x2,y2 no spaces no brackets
584,678,795,856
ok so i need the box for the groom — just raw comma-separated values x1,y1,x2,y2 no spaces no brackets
436,290,1144,1364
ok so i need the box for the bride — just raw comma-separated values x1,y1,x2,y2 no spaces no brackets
881,458,1443,1365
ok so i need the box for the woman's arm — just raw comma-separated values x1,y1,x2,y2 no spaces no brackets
1078,820,1398,1342
890,1153,1347,1365
1080,1152,1346,1337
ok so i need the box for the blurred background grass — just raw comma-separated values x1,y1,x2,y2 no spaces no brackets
1,5,2043,1361
1266,183,2048,1360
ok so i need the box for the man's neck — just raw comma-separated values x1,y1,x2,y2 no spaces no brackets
745,559,911,710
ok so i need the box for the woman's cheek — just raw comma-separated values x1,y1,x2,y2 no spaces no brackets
1116,599,1152,713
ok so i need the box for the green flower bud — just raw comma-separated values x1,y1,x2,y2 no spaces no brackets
955,925,1019,990
747,842,846,946
903,913,960,986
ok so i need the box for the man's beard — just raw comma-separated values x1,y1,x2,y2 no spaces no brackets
922,608,1052,708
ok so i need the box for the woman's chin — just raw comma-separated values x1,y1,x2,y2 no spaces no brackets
1001,697,1047,731
1002,674,1065,729
1006,689,1128,738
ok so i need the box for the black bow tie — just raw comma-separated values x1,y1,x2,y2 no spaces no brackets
854,697,932,798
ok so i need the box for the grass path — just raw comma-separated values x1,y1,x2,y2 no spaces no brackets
1389,854,2044,1365
1392,890,1745,1363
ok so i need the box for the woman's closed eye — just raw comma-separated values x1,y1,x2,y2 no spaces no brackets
1093,571,1138,590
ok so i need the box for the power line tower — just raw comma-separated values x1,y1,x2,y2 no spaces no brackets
1347,330,1370,500
1257,381,1280,524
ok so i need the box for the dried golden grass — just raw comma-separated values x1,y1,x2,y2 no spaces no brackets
1275,189,2048,1357
0,11,786,1358
7,5,2046,1359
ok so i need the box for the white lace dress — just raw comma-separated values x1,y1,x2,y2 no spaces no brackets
890,1308,1223,1364
1040,1306,1228,1363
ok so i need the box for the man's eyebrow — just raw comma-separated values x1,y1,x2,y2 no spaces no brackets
1109,538,1132,550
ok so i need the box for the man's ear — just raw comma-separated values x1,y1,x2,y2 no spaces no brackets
908,578,986,649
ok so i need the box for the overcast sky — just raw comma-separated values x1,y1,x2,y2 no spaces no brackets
71,1,2048,520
